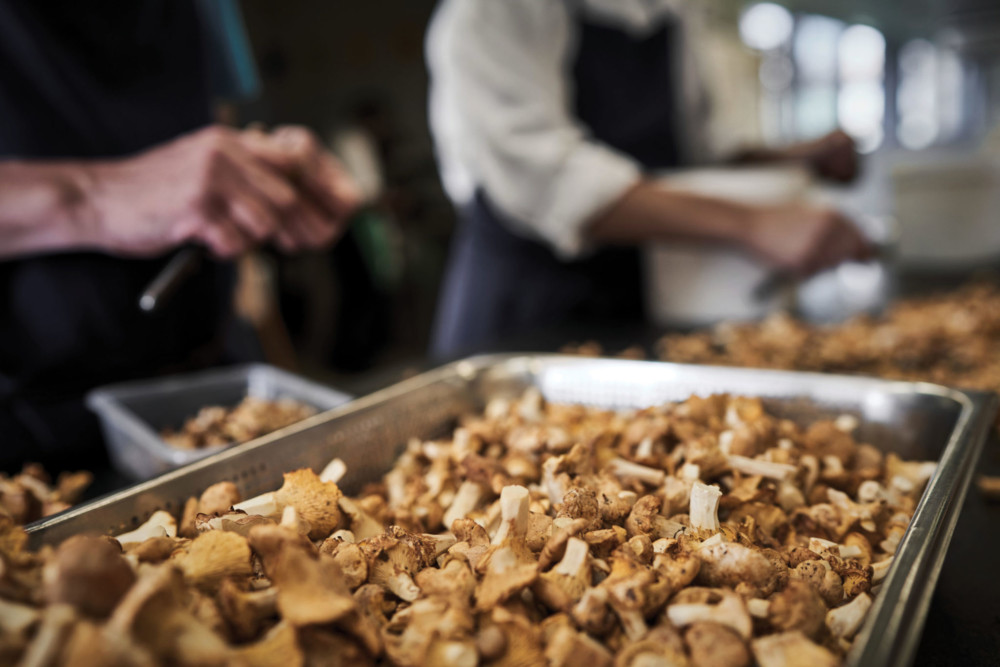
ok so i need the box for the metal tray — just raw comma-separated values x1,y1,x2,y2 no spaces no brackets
25,355,997,667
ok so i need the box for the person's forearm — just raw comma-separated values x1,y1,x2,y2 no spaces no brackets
586,180,754,248
0,161,97,259
586,179,870,276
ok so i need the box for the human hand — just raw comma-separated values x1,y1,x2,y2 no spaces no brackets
86,125,361,259
743,203,872,277
794,130,858,183
241,124,362,253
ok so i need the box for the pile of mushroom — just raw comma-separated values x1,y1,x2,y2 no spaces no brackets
0,465,91,526
0,389,933,666
162,397,316,450
657,281,1000,432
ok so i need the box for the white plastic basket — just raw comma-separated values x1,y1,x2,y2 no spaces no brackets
87,364,351,481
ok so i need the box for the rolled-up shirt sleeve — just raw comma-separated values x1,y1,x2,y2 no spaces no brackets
430,0,643,258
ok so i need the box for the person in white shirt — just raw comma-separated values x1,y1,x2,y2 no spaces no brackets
427,0,868,357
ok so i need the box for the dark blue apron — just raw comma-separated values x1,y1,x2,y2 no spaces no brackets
431,10,683,359
0,1,234,472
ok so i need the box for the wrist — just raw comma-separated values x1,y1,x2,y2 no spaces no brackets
52,162,103,249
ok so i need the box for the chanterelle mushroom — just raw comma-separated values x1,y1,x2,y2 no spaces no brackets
696,540,778,596
534,536,591,611
475,545,537,611
198,481,241,515
767,580,827,639
267,538,356,626
545,622,613,667
273,468,343,540
684,621,751,667
171,530,252,592
751,630,838,667
599,554,658,641
42,535,135,618
826,592,872,639
667,588,752,640
115,510,177,546
359,529,433,603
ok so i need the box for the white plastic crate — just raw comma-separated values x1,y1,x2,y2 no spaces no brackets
87,364,351,480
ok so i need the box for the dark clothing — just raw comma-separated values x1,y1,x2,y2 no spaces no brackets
0,1,235,472
431,14,683,359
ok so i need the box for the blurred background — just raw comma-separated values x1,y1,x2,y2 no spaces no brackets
227,0,1000,381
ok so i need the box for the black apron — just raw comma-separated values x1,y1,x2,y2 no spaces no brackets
431,11,684,359
0,1,234,472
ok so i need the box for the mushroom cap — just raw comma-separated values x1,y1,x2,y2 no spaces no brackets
475,546,538,611
198,482,242,516
172,530,252,592
124,536,185,564
768,580,827,639
695,541,776,592
231,621,304,667
415,559,476,601
684,622,750,667
217,579,278,643
274,469,343,540
270,541,356,626
42,535,136,618
545,624,613,667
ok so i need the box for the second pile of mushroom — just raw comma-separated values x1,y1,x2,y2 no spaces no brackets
161,397,316,450
1,389,933,666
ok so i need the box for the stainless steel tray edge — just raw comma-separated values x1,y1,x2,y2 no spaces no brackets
848,388,996,667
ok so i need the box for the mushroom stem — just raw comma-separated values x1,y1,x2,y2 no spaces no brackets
491,485,530,546
319,458,347,484
18,604,76,666
727,456,797,481
233,492,281,518
667,594,752,640
444,481,483,530
115,510,177,545
385,571,422,603
617,607,649,641
607,459,666,487
808,537,863,561
747,598,770,618
552,537,589,577
422,533,458,558
542,457,569,506
826,593,872,639
689,482,722,532
635,437,655,460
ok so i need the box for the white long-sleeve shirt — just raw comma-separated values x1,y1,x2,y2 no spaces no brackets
426,0,708,258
